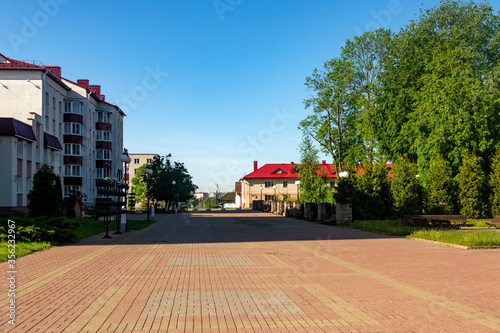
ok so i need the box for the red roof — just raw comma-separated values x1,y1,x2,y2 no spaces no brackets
243,163,337,179
243,162,393,180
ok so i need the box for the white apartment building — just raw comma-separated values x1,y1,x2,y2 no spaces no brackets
0,53,125,215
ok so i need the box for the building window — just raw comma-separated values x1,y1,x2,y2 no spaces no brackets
147,158,152,164
17,159,22,177
52,97,56,109
134,159,139,164
45,92,49,105
265,181,274,188
134,169,138,173
96,130,111,141
283,181,288,188
96,168,111,179
27,161,32,178
64,122,81,135
265,195,273,201
64,185,82,197
65,165,81,177
96,149,111,160
64,144,81,156
64,101,82,114
97,111,109,123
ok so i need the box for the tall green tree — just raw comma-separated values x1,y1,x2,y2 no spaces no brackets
130,155,198,209
377,0,500,177
458,152,486,218
390,155,420,217
424,154,455,214
341,28,393,166
27,165,63,218
300,57,362,176
297,136,328,203
489,148,500,216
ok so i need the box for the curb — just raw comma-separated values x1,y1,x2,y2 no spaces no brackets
411,238,500,250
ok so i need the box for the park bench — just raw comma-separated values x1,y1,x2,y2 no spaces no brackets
321,214,337,225
403,215,467,229
486,216,500,229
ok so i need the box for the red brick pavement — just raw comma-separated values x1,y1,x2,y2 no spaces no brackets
1,210,499,332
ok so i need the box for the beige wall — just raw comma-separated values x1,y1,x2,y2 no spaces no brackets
127,154,158,192
240,178,300,208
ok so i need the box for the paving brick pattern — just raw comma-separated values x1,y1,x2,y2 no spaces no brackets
1,210,500,332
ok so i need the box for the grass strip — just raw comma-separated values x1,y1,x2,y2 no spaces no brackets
340,219,500,247
0,241,52,261
0,218,155,262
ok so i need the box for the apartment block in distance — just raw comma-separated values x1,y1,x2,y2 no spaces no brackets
128,153,159,192
0,53,125,215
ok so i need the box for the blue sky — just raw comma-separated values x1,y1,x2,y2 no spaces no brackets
1,0,491,192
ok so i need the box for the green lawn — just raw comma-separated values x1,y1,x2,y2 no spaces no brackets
0,217,155,262
0,241,52,261
340,219,500,247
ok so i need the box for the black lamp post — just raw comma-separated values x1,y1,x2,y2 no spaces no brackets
144,167,152,221
172,180,176,213
120,149,131,232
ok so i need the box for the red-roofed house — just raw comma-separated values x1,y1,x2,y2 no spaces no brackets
0,53,125,214
239,160,338,208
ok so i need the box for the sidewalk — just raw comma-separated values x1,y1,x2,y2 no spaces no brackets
1,210,500,332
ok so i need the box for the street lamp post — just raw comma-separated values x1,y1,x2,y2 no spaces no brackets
294,180,301,202
172,180,176,213
260,186,263,201
273,185,277,201
120,149,131,232
144,167,152,221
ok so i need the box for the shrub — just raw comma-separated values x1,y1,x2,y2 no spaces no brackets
457,152,486,218
424,154,455,214
27,165,63,218
489,148,500,216
355,160,391,220
391,155,419,217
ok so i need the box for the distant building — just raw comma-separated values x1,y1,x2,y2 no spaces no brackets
193,192,209,200
239,160,392,208
0,53,125,214
239,161,337,208
127,153,159,193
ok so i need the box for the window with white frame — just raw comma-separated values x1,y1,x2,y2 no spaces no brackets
97,111,110,123
64,101,82,114
65,165,81,177
265,195,274,201
283,181,288,188
64,144,81,156
96,168,111,179
64,185,81,197
64,122,81,135
265,181,274,188
134,158,139,164
96,149,111,160
96,130,111,141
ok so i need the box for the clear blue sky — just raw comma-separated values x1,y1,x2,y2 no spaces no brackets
1,0,491,192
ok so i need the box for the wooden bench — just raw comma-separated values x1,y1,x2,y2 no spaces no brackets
403,215,467,229
321,214,337,225
486,216,500,229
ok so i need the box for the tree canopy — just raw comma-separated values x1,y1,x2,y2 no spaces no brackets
131,155,198,208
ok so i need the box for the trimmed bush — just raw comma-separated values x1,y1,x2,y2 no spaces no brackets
489,148,500,216
424,154,455,214
391,155,419,217
457,152,486,219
